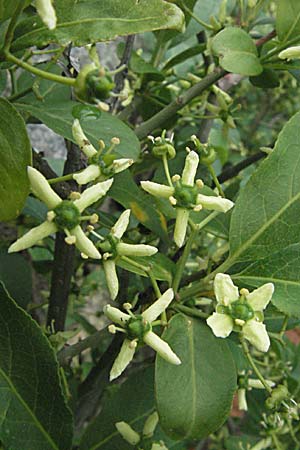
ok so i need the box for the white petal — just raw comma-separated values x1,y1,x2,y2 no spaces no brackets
246,283,274,311
73,165,100,185
197,194,234,213
174,208,189,248
242,319,270,352
115,422,140,445
248,379,275,389
71,225,101,259
103,259,119,300
117,243,158,257
74,179,113,212
142,288,174,323
110,339,136,381
143,412,159,438
36,0,57,30
27,167,61,210
8,221,57,253
112,158,134,174
72,119,97,158
103,304,130,326
111,209,130,239
206,312,234,338
141,181,174,199
143,331,181,365
214,273,239,306
182,151,199,186
238,388,248,411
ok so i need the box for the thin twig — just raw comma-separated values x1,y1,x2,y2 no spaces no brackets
111,35,135,111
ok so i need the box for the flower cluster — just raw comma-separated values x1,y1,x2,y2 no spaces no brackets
8,167,112,259
141,150,234,247
72,119,133,185
207,273,274,352
104,288,181,381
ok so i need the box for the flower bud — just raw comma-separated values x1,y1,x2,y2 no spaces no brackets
265,384,290,410
143,411,159,438
36,0,57,30
74,64,115,103
278,46,300,60
115,422,140,445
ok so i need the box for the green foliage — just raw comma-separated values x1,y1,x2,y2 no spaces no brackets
0,98,31,221
276,0,300,42
227,111,300,317
212,27,263,76
155,315,237,440
0,283,73,450
11,0,185,51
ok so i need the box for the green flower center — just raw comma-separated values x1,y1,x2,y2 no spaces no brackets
54,201,81,230
88,153,117,177
230,300,254,321
125,315,151,340
97,234,119,258
174,183,198,208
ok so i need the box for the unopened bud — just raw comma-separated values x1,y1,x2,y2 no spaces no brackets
279,46,300,60
115,422,140,445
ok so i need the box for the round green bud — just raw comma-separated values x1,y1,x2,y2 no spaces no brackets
230,301,254,322
126,315,151,340
200,147,217,166
54,201,81,230
74,65,115,103
152,143,176,159
174,183,198,208
265,385,290,410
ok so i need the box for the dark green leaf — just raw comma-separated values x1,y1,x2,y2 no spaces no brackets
15,86,140,160
109,171,169,241
212,27,263,76
250,69,280,88
155,314,237,440
0,282,73,450
0,251,32,309
79,366,155,450
0,98,31,221
11,0,185,52
162,43,206,71
225,111,300,317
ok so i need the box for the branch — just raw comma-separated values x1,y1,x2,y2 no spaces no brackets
46,141,83,331
135,68,226,140
217,151,266,184
111,35,135,110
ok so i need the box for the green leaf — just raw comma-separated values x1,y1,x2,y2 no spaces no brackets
155,314,237,440
109,171,169,241
212,27,263,76
250,68,280,89
0,98,31,221
15,87,140,160
11,0,185,52
224,111,300,317
0,0,31,21
117,253,175,283
276,0,300,42
79,366,155,450
162,43,206,71
0,282,73,450
0,251,32,309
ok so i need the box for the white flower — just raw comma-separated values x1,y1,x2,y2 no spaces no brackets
36,0,57,30
8,167,112,259
206,273,274,352
72,119,133,185
99,209,158,300
104,288,181,381
141,150,234,247
237,373,275,411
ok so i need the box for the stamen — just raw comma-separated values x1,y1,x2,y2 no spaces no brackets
171,174,181,183
69,191,81,200
240,288,250,296
193,204,202,212
196,179,204,188
81,252,89,259
47,211,56,222
169,196,177,206
129,340,138,349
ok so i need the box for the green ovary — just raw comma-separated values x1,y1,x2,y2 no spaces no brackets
230,301,254,321
54,201,81,230
174,184,198,208
126,315,151,340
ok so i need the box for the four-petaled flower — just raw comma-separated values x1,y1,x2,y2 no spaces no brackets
98,209,158,300
104,288,181,381
141,150,234,247
207,273,274,352
8,167,112,259
72,119,133,185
